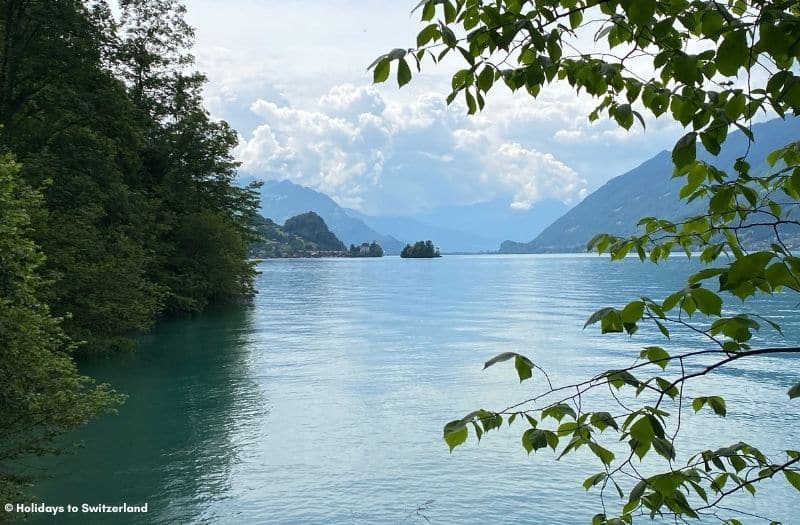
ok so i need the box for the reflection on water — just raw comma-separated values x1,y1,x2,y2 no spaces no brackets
29,309,266,524
29,255,799,524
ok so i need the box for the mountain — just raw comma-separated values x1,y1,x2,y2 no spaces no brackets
501,117,800,253
283,212,346,251
251,212,348,258
348,198,569,252
252,178,571,253
344,210,497,253
257,180,405,255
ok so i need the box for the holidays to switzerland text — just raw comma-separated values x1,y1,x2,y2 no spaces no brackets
4,503,148,515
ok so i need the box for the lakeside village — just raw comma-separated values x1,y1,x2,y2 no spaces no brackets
251,211,440,259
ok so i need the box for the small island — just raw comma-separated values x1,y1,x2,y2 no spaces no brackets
349,242,384,258
400,240,441,258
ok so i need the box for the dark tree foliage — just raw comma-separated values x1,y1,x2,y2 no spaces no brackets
283,212,348,252
349,241,385,257
0,155,123,505
0,0,260,348
0,0,259,502
401,240,441,258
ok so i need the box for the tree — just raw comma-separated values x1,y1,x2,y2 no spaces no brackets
0,0,260,346
114,0,262,315
369,241,385,257
0,154,122,504
401,240,441,258
0,0,167,350
374,1,800,522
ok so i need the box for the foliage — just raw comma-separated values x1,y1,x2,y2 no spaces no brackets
375,0,800,522
401,240,442,258
251,213,383,258
282,212,347,252
252,213,344,258
349,242,385,257
0,0,259,348
0,0,258,504
0,155,123,506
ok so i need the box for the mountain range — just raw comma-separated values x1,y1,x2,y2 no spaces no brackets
252,179,568,253
501,117,800,253
251,212,346,258
245,117,798,255
256,180,406,254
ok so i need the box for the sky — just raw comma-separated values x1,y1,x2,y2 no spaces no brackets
184,0,687,216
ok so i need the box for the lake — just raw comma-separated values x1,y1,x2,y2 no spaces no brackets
29,255,800,524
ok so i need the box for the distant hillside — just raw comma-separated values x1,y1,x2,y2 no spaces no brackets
258,180,405,255
251,212,348,258
345,210,497,253
252,178,569,254
501,117,800,253
283,212,346,251
348,198,569,253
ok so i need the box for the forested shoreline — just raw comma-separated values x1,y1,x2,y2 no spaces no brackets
0,0,259,505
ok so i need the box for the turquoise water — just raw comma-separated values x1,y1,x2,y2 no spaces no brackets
26,255,800,524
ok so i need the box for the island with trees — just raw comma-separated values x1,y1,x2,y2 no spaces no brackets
349,242,384,258
400,240,441,258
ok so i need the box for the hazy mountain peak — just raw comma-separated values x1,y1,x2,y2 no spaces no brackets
501,117,800,253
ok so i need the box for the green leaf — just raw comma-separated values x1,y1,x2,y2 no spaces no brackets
642,346,670,370
477,66,494,92
483,352,517,369
569,10,583,29
443,420,468,451
522,428,548,454
629,416,654,459
629,479,647,502
373,58,390,83
514,354,534,382
627,0,656,26
654,319,670,338
589,442,615,466
416,23,439,47
653,436,676,460
708,396,727,416
590,411,619,431
584,307,615,328
717,30,748,77
484,352,535,382
583,472,607,490
397,58,412,87
784,470,800,491
600,310,624,334
789,383,800,399
421,1,435,21
726,251,775,287
621,300,645,323
692,397,707,412
689,287,723,316
649,472,684,496
672,132,697,168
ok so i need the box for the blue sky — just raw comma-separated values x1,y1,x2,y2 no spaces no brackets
184,0,687,216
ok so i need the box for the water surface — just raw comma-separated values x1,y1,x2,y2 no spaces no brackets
29,255,800,524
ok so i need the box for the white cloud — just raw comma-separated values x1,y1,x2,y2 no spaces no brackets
184,1,696,214
492,143,586,209
235,83,595,214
